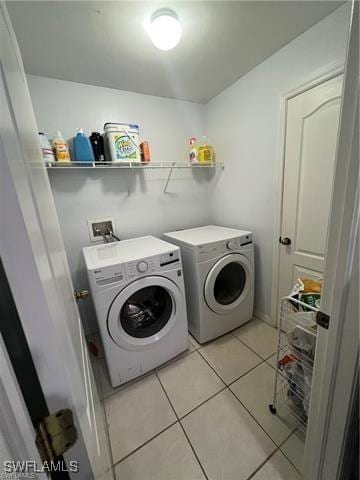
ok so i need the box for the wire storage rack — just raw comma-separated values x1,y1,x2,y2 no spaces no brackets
269,296,318,430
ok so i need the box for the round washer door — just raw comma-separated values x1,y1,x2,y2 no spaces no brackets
204,253,253,314
107,275,183,351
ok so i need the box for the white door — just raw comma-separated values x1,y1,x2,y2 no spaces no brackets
0,4,112,479
278,74,343,303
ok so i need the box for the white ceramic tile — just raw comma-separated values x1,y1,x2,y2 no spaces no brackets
157,351,224,418
187,334,196,352
114,423,205,480
281,430,305,473
230,362,295,445
105,373,176,463
181,390,276,480
200,334,262,384
233,318,279,359
266,353,278,369
252,450,302,480
189,334,201,350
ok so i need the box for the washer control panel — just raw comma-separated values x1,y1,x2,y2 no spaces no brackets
136,261,148,273
91,249,180,286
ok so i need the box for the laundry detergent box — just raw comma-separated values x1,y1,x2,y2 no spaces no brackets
104,122,141,163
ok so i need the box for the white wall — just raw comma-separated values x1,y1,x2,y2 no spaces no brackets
27,75,214,333
206,4,351,323
27,4,351,332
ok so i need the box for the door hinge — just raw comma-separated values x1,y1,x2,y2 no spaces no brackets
74,289,89,301
35,409,77,463
316,310,330,330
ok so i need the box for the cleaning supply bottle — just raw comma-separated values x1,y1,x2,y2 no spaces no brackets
189,137,199,164
198,136,215,164
73,128,95,163
39,132,55,164
90,132,105,163
52,131,71,162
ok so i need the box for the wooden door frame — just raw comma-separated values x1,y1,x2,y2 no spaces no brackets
270,61,344,327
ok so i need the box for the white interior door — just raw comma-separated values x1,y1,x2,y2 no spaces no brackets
0,4,112,479
278,74,343,302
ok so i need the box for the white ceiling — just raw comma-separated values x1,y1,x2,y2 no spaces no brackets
8,1,342,103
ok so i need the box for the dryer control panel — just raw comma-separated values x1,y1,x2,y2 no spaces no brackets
89,249,181,288
196,233,252,262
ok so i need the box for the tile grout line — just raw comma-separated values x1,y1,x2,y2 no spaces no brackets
155,370,210,480
98,325,299,477
111,420,178,469
278,429,304,476
195,346,296,456
230,330,277,363
100,337,198,401
245,447,284,480
178,386,228,422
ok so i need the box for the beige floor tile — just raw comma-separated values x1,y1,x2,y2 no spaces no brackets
230,362,295,445
105,373,176,463
181,390,276,480
233,318,279,359
189,334,201,350
157,351,224,417
188,335,196,352
200,334,262,384
266,353,278,369
252,450,302,480
114,423,205,480
281,430,305,473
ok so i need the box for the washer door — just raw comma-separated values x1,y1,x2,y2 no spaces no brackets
204,253,252,314
108,276,183,351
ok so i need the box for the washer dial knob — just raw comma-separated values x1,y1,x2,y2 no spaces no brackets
227,240,237,250
137,261,148,273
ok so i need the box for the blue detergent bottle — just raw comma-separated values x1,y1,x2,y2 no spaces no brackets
73,128,95,163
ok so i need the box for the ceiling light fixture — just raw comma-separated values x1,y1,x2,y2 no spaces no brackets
148,9,182,51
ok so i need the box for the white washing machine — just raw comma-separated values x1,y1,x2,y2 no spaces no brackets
83,236,188,387
164,226,254,343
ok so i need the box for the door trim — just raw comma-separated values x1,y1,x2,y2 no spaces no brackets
270,62,344,327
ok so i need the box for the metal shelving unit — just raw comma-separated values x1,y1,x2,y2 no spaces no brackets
269,296,318,431
46,160,224,193
45,160,223,169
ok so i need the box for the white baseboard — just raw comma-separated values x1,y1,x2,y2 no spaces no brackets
254,309,275,327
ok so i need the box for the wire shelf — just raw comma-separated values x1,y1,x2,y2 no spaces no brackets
46,160,224,170
269,296,319,431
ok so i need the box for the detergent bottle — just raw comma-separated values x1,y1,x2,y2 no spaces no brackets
73,128,95,163
52,131,71,162
198,136,215,164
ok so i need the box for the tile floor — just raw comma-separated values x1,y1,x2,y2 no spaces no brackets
89,319,305,480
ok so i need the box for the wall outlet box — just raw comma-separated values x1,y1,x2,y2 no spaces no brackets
87,217,116,242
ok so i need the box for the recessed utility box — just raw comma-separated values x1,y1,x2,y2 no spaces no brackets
88,217,116,242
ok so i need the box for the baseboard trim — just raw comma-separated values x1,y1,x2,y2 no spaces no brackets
254,309,275,327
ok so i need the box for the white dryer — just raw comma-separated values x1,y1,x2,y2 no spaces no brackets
83,236,188,387
164,226,254,343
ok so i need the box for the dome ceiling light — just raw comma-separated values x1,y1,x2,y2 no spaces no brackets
148,9,182,51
